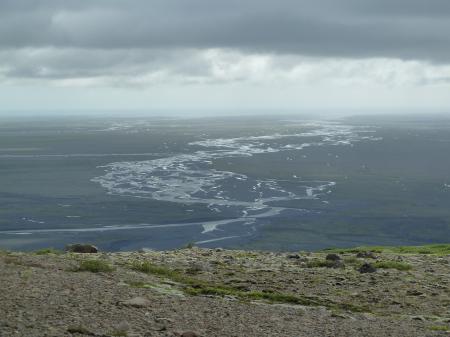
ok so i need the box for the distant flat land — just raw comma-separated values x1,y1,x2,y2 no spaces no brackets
0,115,449,251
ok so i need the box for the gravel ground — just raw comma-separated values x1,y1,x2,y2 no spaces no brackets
0,248,449,337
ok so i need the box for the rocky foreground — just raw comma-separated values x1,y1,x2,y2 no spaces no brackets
1,245,449,337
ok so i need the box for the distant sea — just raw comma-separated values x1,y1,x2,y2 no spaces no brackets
1,114,449,251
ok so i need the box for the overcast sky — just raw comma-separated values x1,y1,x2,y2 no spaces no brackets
1,0,450,114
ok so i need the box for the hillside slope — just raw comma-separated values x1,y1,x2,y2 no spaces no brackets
1,245,449,337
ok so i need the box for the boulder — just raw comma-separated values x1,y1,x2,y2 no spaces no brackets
65,244,98,254
406,289,423,296
325,253,341,261
358,263,377,274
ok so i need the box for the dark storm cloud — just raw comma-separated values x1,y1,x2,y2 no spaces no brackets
0,48,212,81
1,0,450,62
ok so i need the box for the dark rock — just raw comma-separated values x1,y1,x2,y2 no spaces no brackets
406,290,423,296
358,263,377,274
65,244,98,253
234,284,251,291
287,254,301,259
356,251,378,259
325,253,341,261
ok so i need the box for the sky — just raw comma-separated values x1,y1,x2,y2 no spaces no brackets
1,0,450,115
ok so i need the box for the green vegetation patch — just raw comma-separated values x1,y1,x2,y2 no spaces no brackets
391,244,450,255
183,242,196,249
324,243,450,255
74,259,114,273
343,256,360,265
126,280,185,296
130,261,368,312
131,261,180,278
323,246,384,254
34,248,62,255
305,259,337,268
373,261,412,271
429,325,449,332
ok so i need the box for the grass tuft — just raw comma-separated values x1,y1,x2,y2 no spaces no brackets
34,248,61,255
131,261,179,278
429,325,449,332
343,256,360,265
373,261,412,271
181,242,196,249
323,243,450,255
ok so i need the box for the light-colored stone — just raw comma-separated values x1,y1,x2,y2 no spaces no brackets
121,297,151,308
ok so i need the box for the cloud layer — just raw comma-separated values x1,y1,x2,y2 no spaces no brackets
1,0,450,111
2,0,450,60
2,48,450,88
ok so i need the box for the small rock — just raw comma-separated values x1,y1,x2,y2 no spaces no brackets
116,321,130,332
358,263,377,273
406,290,423,296
121,297,151,308
65,244,98,253
325,253,341,261
287,254,301,259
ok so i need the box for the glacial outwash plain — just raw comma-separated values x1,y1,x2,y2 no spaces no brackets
2,115,450,253
0,244,449,337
